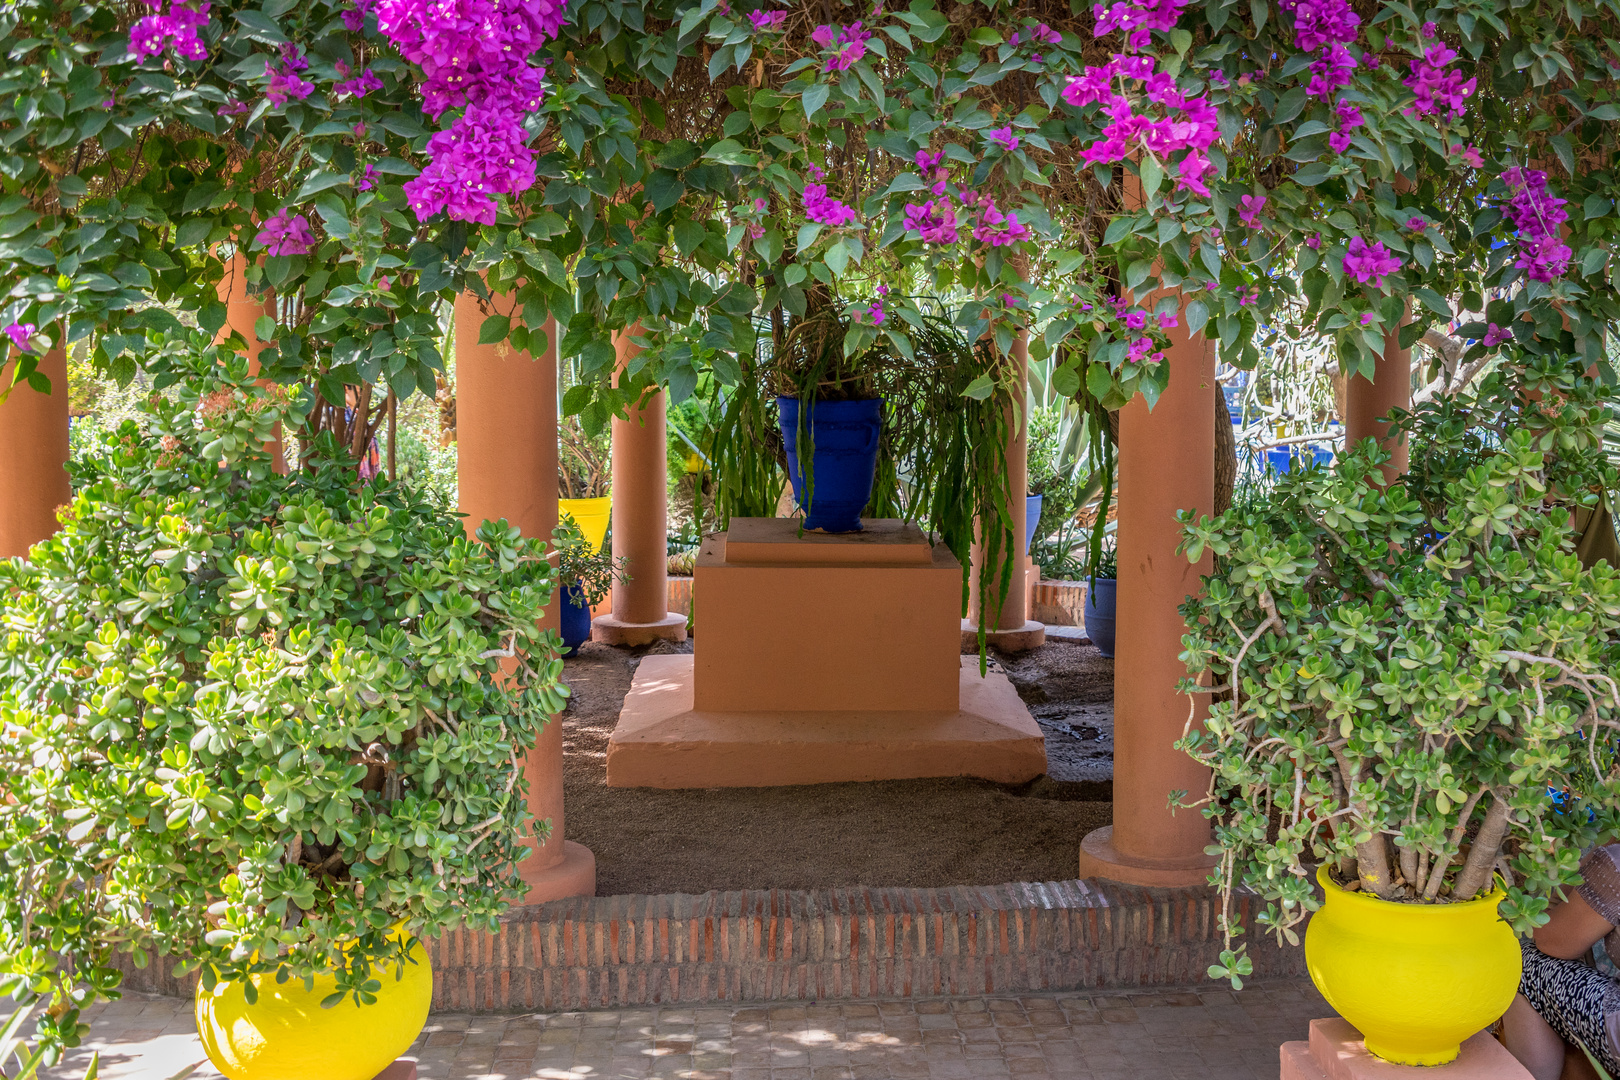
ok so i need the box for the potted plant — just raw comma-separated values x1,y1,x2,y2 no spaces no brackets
555,516,631,656
559,412,613,555
1083,545,1118,657
1175,417,1620,1065
769,301,887,534
0,347,565,1076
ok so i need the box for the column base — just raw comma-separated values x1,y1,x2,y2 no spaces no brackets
517,839,596,903
960,618,1046,653
1076,825,1217,887
1282,1018,1530,1080
592,611,687,646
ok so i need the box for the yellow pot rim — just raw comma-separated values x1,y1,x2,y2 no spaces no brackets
1315,864,1505,913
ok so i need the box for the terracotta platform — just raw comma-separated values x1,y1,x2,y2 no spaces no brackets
607,653,1046,787
1281,1018,1530,1080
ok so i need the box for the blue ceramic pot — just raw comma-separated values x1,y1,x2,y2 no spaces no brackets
560,581,591,657
1085,577,1117,658
1025,493,1043,556
777,396,883,533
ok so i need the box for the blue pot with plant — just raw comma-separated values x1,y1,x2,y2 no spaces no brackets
778,395,883,533
1024,493,1044,555
1084,547,1118,657
554,517,629,657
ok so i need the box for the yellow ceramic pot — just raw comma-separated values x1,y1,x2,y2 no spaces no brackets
195,937,433,1080
559,495,612,554
1305,865,1521,1066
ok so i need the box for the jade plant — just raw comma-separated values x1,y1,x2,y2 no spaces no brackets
1175,354,1620,987
0,341,565,1054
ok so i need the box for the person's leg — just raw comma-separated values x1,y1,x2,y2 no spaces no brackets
1505,993,1571,1080
1562,1043,1603,1080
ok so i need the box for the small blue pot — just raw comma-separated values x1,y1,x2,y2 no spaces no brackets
1085,577,1117,658
1025,494,1044,556
560,581,591,657
777,396,883,533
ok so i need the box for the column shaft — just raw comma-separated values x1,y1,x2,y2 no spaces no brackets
1344,329,1411,481
1077,301,1217,886
217,252,285,472
0,345,69,558
455,291,594,902
593,328,685,644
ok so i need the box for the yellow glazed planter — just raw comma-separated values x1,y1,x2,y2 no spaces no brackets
195,936,432,1080
559,494,612,554
1305,865,1521,1066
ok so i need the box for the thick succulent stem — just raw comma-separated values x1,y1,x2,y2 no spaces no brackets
1452,792,1512,901
1331,745,1397,898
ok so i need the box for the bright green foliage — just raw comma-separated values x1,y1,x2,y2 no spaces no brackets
0,344,564,1051
1177,364,1620,985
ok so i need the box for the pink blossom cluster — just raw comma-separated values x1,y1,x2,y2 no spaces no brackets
1062,55,1219,196
378,0,569,222
1092,0,1189,51
987,126,1020,152
968,199,1030,247
858,299,886,325
1279,0,1359,99
1482,323,1512,347
1341,236,1402,288
1237,193,1266,228
4,323,36,353
810,22,872,72
1403,43,1475,120
1329,101,1363,154
1500,167,1571,283
342,0,376,32
129,0,211,63
902,199,960,244
265,44,314,107
1126,336,1163,362
333,61,384,99
803,183,858,227
1009,21,1061,63
748,8,787,32
255,209,316,256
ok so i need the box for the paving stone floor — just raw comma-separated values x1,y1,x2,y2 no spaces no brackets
41,979,1329,1080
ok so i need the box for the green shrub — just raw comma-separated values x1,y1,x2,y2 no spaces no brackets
0,346,564,1053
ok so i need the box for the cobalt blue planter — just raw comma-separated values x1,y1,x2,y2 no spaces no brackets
1025,493,1044,555
777,396,883,533
1085,577,1117,658
560,581,591,657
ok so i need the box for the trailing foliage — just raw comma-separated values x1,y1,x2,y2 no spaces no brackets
0,346,563,1051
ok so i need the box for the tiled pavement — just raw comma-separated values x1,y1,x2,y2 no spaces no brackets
42,979,1329,1080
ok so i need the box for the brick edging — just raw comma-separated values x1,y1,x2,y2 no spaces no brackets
115,879,1302,1011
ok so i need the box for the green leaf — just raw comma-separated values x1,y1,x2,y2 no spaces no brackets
294,171,348,202
232,9,289,43
253,315,276,342
479,315,511,344
1125,259,1152,291
802,82,830,120
962,374,995,399
1139,155,1163,198
1185,298,1210,335
1102,216,1135,247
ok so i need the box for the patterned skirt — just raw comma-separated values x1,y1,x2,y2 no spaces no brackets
1519,938,1620,1076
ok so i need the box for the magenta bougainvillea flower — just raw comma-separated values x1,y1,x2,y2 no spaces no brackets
255,210,316,256
987,126,1020,152
1237,194,1267,228
811,22,871,72
333,62,384,99
1404,43,1476,119
1483,323,1512,347
129,0,211,63
1342,236,1402,287
1500,167,1572,283
378,0,568,222
802,183,858,227
1062,50,1219,195
971,201,1030,247
748,9,786,32
902,199,960,244
4,323,36,353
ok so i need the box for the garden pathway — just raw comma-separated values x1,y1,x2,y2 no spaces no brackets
42,979,1329,1080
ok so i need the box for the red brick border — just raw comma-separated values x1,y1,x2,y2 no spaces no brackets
116,879,1301,1010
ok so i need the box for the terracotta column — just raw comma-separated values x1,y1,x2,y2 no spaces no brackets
592,327,686,645
455,290,595,902
216,252,285,472
0,343,69,558
963,328,1044,651
1344,328,1411,481
1076,300,1218,886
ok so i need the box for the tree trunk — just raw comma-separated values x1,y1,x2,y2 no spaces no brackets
1452,793,1512,900
1214,386,1236,515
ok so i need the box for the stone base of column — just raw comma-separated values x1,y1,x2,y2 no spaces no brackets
517,839,596,903
1281,1018,1528,1080
592,612,687,646
960,619,1046,653
1076,825,1217,887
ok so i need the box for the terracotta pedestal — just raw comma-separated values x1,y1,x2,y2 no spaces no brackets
455,293,594,903
0,345,69,559
1076,298,1218,887
1281,1018,1529,1080
373,1062,418,1080
593,328,685,646
606,518,1046,788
